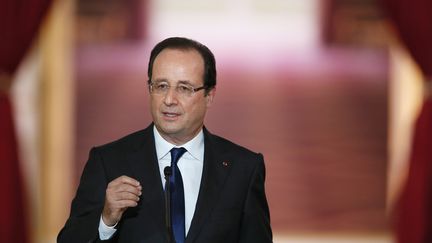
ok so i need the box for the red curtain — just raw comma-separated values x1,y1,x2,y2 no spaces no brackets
0,94,29,242
382,0,432,242
383,0,432,74
1,0,52,73
0,0,51,242
398,99,432,243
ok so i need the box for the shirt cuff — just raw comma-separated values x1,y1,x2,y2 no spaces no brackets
98,215,118,240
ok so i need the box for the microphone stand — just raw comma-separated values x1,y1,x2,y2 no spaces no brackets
164,166,174,243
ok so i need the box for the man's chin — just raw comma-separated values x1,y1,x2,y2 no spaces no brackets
157,123,182,135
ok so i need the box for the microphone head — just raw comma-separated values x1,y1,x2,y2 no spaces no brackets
164,166,172,177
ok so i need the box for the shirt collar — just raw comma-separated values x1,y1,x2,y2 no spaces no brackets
153,125,204,161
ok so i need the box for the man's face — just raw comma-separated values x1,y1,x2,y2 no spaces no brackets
149,48,215,145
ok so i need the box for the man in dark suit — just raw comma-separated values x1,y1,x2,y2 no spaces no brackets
58,37,272,243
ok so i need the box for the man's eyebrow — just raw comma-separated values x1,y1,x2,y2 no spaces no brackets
152,78,168,83
178,80,192,85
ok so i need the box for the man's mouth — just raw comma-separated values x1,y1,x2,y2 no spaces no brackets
162,112,180,118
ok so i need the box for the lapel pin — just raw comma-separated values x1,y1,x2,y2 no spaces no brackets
222,161,229,167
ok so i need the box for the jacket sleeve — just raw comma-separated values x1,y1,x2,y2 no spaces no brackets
239,154,273,243
57,147,112,243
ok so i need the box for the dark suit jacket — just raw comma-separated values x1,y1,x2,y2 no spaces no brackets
58,124,272,243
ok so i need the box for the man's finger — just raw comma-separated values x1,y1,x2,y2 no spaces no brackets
108,175,141,188
114,184,142,196
112,191,140,202
117,200,139,208
117,175,140,186
109,198,139,209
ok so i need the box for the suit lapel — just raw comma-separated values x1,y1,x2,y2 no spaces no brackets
186,129,232,243
125,131,164,204
123,125,166,236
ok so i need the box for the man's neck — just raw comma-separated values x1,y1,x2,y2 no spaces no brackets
153,125,203,146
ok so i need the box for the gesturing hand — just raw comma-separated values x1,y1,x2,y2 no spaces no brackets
102,175,142,226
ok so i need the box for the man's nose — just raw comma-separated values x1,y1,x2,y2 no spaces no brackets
163,86,179,105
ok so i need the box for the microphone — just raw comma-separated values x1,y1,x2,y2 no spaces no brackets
164,166,174,243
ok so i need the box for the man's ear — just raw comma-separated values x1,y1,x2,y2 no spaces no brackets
206,88,216,107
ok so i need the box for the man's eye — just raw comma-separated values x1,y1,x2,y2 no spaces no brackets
156,83,169,90
178,85,191,92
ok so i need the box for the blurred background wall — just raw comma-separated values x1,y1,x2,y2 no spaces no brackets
2,0,428,242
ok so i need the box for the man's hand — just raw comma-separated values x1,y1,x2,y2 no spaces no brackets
102,175,142,226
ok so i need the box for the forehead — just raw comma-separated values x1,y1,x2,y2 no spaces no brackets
152,48,205,83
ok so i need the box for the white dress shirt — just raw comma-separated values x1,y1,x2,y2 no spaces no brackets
99,125,204,240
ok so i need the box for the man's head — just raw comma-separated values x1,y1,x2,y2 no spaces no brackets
148,37,216,95
147,37,216,145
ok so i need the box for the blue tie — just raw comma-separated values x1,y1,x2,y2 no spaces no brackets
170,147,187,243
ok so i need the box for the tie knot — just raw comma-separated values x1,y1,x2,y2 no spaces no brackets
170,147,187,165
